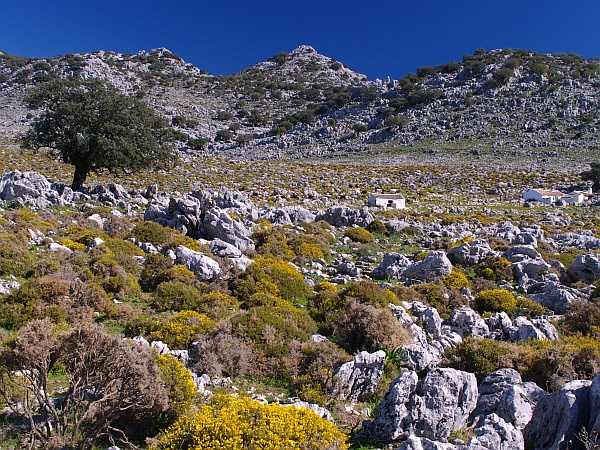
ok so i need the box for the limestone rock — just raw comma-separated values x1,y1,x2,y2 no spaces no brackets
407,368,479,440
366,371,419,441
589,373,600,435
403,251,453,281
329,350,386,402
202,209,255,252
503,245,541,263
473,368,546,430
567,254,600,284
175,245,221,280
367,368,478,441
261,206,315,225
524,379,592,450
526,281,589,314
209,238,242,258
448,239,498,266
373,252,411,279
485,312,513,340
449,306,489,339
512,258,550,283
48,242,72,253
467,414,524,450
0,170,73,208
284,397,334,422
315,206,374,228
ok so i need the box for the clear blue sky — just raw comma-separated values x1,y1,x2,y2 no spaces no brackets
2,0,599,80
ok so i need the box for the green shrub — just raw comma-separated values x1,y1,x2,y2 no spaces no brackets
140,254,199,291
329,298,412,354
514,296,547,319
196,291,237,320
132,221,172,246
154,281,202,311
367,219,388,235
104,238,145,257
0,233,34,276
215,129,233,141
490,67,514,86
344,227,375,243
231,304,317,358
442,337,511,382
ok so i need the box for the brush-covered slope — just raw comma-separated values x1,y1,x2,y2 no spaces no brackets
0,46,598,160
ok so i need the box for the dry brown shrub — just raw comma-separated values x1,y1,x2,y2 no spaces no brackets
331,298,412,354
470,277,498,293
103,214,134,238
191,323,256,378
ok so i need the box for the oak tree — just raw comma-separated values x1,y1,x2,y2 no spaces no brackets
22,77,176,190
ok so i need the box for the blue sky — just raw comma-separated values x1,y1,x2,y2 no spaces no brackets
2,0,599,80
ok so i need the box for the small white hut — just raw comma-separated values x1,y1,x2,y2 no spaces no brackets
367,193,406,209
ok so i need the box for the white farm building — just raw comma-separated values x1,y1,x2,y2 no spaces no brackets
367,193,406,209
522,188,586,206
522,189,565,205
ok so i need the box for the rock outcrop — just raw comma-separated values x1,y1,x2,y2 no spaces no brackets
524,379,592,450
329,350,386,402
567,254,600,284
175,245,221,280
315,206,374,228
365,368,478,441
448,239,498,266
0,170,73,208
402,251,453,281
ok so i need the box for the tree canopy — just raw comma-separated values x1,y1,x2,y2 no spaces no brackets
581,161,600,192
22,77,176,190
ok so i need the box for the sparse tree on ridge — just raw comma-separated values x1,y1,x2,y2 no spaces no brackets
581,161,600,192
22,77,176,190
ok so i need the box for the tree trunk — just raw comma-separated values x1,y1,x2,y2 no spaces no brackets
71,164,89,191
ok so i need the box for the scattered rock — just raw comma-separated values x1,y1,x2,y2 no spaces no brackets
448,239,498,266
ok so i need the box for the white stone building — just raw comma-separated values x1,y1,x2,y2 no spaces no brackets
522,189,566,205
367,193,406,209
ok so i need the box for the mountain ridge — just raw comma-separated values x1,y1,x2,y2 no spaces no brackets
0,45,598,162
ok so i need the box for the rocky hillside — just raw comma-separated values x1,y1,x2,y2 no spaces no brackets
0,46,599,161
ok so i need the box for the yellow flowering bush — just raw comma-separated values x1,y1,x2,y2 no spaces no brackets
442,270,470,289
152,395,349,450
59,238,87,252
156,354,197,424
344,226,375,243
295,242,325,261
151,310,215,349
235,256,312,303
473,289,517,315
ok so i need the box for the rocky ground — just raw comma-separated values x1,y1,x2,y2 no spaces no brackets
0,162,599,449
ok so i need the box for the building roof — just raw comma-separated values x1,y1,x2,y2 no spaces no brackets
530,189,564,197
370,193,405,199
